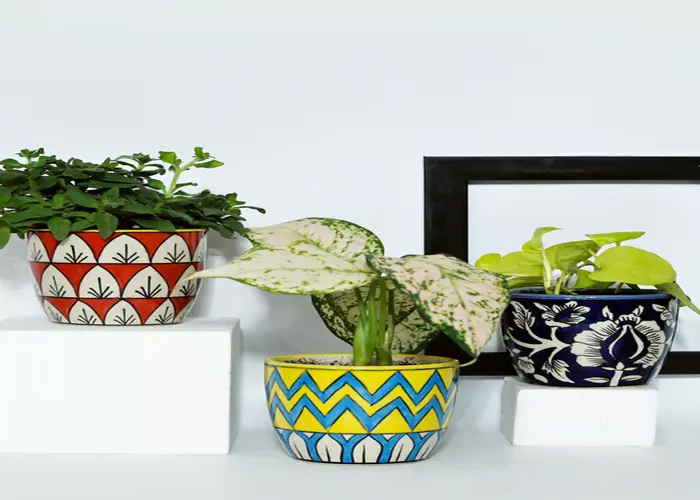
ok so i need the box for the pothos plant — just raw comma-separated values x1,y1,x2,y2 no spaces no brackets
475,227,700,313
185,217,511,366
0,147,264,248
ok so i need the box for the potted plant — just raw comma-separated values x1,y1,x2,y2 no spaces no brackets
475,227,699,387
0,147,263,325
185,217,510,463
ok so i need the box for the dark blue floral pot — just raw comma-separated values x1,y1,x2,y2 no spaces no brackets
501,289,678,387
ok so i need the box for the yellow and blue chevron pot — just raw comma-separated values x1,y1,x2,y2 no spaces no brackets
264,353,459,464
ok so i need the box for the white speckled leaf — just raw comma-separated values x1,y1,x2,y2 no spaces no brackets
367,254,511,358
188,218,384,294
311,285,439,354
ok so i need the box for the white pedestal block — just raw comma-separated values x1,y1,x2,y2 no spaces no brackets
500,377,658,446
0,316,241,454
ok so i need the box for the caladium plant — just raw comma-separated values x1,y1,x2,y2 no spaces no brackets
187,217,511,366
475,227,700,314
0,147,264,247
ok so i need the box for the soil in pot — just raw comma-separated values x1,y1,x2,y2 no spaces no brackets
264,353,459,464
501,288,678,387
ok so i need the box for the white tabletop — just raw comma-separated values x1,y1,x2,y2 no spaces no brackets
0,375,696,500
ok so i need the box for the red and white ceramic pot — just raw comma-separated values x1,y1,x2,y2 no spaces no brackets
26,229,206,325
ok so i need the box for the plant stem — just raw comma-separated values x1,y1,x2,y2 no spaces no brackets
375,282,393,366
352,282,378,366
164,160,196,198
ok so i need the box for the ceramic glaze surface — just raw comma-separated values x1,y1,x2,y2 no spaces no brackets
26,230,206,325
501,292,678,387
264,354,459,463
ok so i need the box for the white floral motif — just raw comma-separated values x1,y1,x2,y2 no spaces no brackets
652,301,678,329
516,356,535,374
571,306,666,369
534,301,590,328
542,358,573,383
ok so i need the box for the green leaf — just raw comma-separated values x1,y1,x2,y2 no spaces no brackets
507,276,544,290
656,282,700,314
66,186,100,208
585,231,645,246
522,226,560,253
120,203,155,215
51,193,67,209
0,227,10,248
545,240,600,271
0,191,11,205
366,254,510,359
3,207,56,224
70,219,95,231
35,176,58,190
95,212,119,239
194,147,209,160
194,159,224,169
474,253,502,270
132,219,177,232
589,246,676,285
188,218,385,294
48,217,71,241
486,251,542,277
159,151,178,165
311,285,440,354
571,270,611,290
147,179,166,191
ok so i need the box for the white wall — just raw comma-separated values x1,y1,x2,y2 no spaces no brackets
2,0,700,432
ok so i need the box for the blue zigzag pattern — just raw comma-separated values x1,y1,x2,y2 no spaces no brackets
268,393,456,431
276,430,444,463
265,369,458,405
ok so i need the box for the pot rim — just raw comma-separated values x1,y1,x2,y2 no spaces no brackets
511,287,672,301
29,228,207,234
265,353,459,371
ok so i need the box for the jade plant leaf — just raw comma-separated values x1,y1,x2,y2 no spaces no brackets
311,285,440,354
366,253,511,358
187,218,384,294
585,231,645,246
589,246,676,285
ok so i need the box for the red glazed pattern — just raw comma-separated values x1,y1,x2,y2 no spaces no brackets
27,230,206,325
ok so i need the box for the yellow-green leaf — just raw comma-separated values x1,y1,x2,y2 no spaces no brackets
585,231,645,246
589,246,676,285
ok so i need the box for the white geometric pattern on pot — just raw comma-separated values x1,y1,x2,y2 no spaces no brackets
40,265,77,298
123,267,169,298
104,301,142,326
388,435,414,462
27,233,50,262
69,302,103,325
414,432,439,461
152,235,192,263
315,435,343,462
53,234,97,264
193,236,207,262
78,267,120,299
145,299,176,325
43,300,68,323
98,235,150,264
288,433,312,460
171,265,199,297
352,436,382,463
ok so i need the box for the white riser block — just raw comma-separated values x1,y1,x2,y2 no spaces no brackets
0,316,241,454
500,377,658,446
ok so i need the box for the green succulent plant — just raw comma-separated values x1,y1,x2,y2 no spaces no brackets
185,217,511,366
0,147,264,247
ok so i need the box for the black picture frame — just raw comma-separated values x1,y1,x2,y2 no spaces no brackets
423,156,700,376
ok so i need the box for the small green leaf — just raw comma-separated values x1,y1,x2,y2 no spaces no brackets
66,186,100,208
194,159,224,169
589,246,676,285
147,179,166,191
133,219,177,232
522,226,560,253
70,219,95,231
656,282,700,314
0,192,11,205
585,231,645,246
51,193,67,209
572,270,611,290
95,212,119,239
159,151,178,165
507,276,544,290
474,253,501,270
0,227,10,248
48,217,71,240
194,147,209,160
